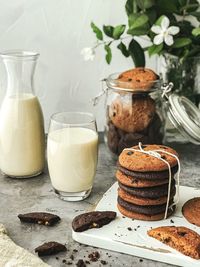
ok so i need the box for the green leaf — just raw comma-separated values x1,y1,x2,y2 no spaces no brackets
128,13,150,35
146,8,157,24
128,39,145,67
104,45,112,64
127,26,149,36
136,0,155,9
187,46,200,57
128,13,139,28
172,38,192,48
113,25,126,39
117,42,130,57
190,12,200,21
103,25,114,38
91,22,103,41
180,0,199,12
129,14,149,30
125,0,136,15
148,44,163,57
192,27,200,36
178,0,187,6
156,0,179,13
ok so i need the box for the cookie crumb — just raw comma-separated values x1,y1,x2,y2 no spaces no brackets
101,260,107,265
76,259,86,267
88,251,100,262
70,255,74,260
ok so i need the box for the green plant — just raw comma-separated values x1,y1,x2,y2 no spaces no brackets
84,0,200,66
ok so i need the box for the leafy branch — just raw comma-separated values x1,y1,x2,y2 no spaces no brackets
89,0,200,66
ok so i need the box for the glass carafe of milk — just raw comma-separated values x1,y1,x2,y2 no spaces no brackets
0,51,45,178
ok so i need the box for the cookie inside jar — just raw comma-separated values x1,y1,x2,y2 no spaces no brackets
105,68,164,156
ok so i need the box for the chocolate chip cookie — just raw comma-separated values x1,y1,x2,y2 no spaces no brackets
116,170,169,187
117,67,159,91
182,198,200,227
118,187,174,206
72,211,116,232
109,96,155,133
148,226,200,259
119,144,178,172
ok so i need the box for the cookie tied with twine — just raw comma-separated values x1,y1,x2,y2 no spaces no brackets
119,143,180,220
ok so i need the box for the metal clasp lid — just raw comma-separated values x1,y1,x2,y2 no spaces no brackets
92,79,108,106
161,82,174,99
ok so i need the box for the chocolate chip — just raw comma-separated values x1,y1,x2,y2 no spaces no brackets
70,255,74,260
128,78,132,81
163,237,171,243
127,151,133,155
161,155,166,160
101,260,107,265
63,259,67,263
170,219,174,223
141,145,147,148
127,227,132,231
139,259,143,262
113,112,116,117
178,231,187,237
73,249,78,253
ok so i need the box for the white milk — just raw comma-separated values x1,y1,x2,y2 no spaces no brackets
47,128,98,192
0,93,45,177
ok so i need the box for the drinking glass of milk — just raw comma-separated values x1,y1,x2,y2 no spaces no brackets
0,51,45,178
47,112,98,201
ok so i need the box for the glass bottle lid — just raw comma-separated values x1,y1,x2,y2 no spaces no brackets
165,89,200,144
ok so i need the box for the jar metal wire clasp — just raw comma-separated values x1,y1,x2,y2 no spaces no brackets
92,79,108,106
161,82,174,100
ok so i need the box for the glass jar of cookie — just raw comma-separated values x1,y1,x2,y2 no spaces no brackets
105,68,164,156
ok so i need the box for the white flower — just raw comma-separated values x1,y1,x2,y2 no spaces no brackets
151,16,180,46
81,47,95,61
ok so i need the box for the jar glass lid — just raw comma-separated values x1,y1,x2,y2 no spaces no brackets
167,94,200,144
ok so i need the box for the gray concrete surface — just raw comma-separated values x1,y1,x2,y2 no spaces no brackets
0,136,200,267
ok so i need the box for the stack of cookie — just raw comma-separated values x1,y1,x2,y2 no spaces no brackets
116,144,178,221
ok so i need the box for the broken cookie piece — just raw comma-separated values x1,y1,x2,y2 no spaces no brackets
35,241,66,256
148,226,200,259
72,211,116,232
18,212,60,226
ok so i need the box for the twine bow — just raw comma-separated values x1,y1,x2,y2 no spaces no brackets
123,142,180,219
